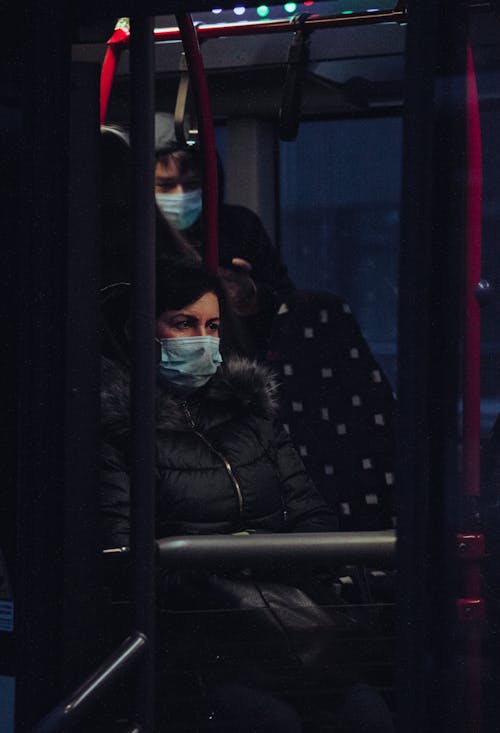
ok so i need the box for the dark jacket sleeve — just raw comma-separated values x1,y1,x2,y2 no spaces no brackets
219,204,295,303
101,438,131,549
273,423,339,532
219,205,296,356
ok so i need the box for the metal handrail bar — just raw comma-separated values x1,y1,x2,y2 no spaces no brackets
32,632,148,733
153,9,406,42
156,530,396,571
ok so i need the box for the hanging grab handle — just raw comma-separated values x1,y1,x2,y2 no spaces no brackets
175,13,219,273
174,51,191,146
174,30,207,146
279,14,312,142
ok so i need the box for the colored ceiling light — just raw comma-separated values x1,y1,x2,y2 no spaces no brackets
234,6,246,15
256,5,270,17
303,1,314,5
341,9,354,14
284,2,297,13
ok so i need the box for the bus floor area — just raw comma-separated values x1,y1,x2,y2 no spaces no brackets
87,593,396,733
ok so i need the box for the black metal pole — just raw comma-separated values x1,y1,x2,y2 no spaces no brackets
396,0,439,724
397,1,467,732
12,4,72,730
129,14,156,732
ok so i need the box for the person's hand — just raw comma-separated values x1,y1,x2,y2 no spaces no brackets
219,258,259,316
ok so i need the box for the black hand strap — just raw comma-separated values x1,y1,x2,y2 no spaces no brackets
279,14,312,142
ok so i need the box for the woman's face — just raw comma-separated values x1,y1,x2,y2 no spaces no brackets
156,291,220,340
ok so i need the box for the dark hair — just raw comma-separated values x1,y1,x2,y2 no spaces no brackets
155,261,226,318
155,142,225,203
156,141,201,174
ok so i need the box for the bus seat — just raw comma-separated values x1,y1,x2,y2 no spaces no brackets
266,289,396,533
266,289,396,605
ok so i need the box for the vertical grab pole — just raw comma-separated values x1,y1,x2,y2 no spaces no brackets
463,43,482,521
458,41,484,733
129,14,156,732
175,13,219,273
396,3,439,731
397,2,468,731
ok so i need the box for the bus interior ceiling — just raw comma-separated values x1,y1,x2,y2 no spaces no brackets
73,12,407,119
72,8,500,120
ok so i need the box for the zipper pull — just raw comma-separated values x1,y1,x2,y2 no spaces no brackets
181,401,196,429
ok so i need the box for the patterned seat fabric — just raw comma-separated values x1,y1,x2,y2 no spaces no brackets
266,289,396,533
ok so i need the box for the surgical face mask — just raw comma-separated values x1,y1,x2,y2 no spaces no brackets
155,189,202,230
158,336,222,391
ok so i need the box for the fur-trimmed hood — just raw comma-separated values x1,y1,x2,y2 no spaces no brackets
101,355,280,433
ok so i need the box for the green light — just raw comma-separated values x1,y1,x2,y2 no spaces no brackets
284,2,297,13
256,4,270,16
341,9,354,14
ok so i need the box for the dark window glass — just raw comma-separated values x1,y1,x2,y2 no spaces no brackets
279,117,401,387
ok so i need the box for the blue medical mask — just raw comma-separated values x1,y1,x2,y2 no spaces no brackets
158,336,222,390
155,189,202,230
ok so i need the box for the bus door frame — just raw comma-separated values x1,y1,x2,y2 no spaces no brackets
397,2,484,732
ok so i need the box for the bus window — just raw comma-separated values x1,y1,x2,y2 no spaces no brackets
279,117,401,388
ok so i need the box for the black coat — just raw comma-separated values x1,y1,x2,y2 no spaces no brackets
101,355,338,548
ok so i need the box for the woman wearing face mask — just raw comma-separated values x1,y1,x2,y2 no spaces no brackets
101,261,337,545
100,262,395,733
101,262,332,732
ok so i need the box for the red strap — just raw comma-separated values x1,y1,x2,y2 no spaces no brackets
99,21,130,125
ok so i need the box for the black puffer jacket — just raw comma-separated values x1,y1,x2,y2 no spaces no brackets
101,355,338,548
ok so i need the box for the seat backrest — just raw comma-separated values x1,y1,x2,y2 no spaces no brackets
267,289,396,532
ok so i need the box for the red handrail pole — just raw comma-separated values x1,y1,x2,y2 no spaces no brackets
100,46,121,125
460,41,483,733
99,20,130,125
464,42,482,504
175,13,218,273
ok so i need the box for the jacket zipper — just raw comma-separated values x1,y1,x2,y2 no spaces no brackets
180,401,244,516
